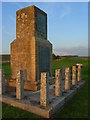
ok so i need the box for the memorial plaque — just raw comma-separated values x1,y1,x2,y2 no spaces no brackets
35,11,47,39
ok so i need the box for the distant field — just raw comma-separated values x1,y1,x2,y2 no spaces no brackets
2,56,89,118
1,55,10,62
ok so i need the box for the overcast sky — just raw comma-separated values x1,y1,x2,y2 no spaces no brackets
1,2,88,56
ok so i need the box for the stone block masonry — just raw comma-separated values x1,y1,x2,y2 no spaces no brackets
40,72,49,107
16,70,24,99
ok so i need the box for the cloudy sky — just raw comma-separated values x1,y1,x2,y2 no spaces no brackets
1,2,88,56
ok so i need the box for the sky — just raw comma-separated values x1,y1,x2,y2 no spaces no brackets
1,2,88,56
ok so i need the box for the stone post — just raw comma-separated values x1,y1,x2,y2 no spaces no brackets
23,69,27,81
65,67,70,91
55,69,62,96
72,66,76,86
16,70,24,100
40,72,49,107
0,69,5,95
76,64,83,82
61,65,66,80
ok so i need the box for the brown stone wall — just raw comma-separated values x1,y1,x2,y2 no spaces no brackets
11,36,36,81
16,6,35,39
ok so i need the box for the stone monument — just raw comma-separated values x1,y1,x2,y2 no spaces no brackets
9,5,52,91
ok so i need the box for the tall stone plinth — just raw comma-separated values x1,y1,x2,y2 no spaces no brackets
16,70,24,100
55,69,62,96
40,72,49,107
72,66,76,86
10,5,52,91
0,69,5,95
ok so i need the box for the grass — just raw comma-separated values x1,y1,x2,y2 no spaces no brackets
1,57,89,118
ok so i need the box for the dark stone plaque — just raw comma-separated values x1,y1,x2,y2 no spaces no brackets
39,46,50,78
35,11,47,39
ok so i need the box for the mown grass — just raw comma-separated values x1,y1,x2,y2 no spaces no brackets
1,57,89,118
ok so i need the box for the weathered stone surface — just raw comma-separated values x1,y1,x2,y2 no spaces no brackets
0,69,5,95
10,5,52,91
76,64,83,82
40,72,49,107
55,69,62,96
64,67,70,91
72,66,76,86
16,70,24,99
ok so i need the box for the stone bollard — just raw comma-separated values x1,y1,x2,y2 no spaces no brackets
55,69,62,96
0,69,5,95
16,70,24,100
40,72,49,107
65,67,70,91
72,66,76,86
23,69,27,81
61,65,66,80
76,64,83,82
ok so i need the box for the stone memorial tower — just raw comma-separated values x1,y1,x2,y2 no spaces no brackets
10,5,52,91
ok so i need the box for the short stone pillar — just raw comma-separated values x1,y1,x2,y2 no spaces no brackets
16,70,24,100
64,67,70,91
40,72,49,107
72,66,76,86
76,64,83,82
55,69,62,96
0,69,5,95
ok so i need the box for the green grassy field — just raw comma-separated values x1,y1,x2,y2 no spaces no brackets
1,57,89,118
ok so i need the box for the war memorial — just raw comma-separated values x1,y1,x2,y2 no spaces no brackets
0,5,85,118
